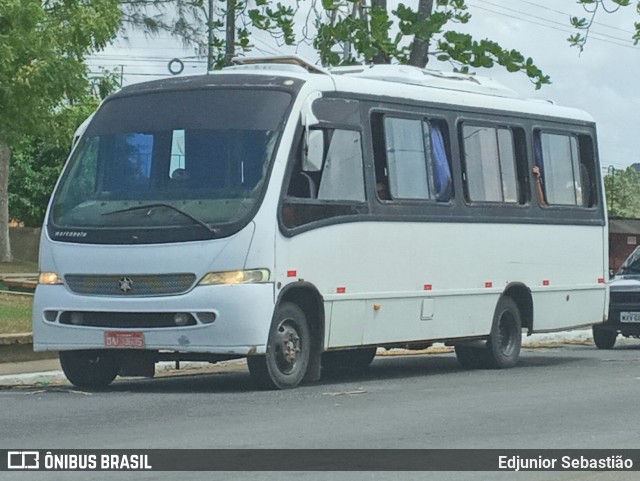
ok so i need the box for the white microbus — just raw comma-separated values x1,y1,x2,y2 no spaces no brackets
33,57,608,389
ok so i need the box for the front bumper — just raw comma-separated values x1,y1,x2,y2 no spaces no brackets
32,283,275,355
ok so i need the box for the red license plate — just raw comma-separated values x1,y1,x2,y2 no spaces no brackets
104,331,145,349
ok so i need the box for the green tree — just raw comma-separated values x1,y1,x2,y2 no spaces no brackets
569,0,640,50
605,167,640,218
118,1,548,87
8,74,119,228
0,0,121,262
120,0,296,69
312,0,550,88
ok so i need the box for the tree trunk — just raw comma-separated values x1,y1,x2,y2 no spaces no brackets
0,141,12,263
408,0,434,68
225,0,236,67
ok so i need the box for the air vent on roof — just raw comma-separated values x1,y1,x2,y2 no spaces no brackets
229,55,329,75
329,64,519,98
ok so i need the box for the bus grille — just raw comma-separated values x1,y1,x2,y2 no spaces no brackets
64,274,197,297
59,311,197,328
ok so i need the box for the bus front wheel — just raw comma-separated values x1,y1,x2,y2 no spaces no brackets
59,350,119,389
486,296,522,369
247,302,311,389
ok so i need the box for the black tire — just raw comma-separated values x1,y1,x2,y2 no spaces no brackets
59,350,119,389
592,325,617,349
485,296,522,369
321,347,377,372
454,345,488,369
247,302,311,389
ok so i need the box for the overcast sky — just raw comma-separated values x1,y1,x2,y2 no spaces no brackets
90,0,640,170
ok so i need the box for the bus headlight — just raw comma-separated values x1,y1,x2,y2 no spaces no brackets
38,272,63,285
198,269,270,286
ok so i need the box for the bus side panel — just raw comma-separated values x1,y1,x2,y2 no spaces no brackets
275,221,607,348
532,289,607,332
361,295,497,345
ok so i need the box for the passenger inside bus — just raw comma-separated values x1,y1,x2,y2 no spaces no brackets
376,181,390,200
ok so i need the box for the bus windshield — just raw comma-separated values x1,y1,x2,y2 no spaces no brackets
50,88,292,243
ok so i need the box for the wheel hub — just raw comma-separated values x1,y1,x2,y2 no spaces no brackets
275,321,301,372
283,331,301,364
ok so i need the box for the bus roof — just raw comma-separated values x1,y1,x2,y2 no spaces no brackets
227,55,594,123
114,56,594,124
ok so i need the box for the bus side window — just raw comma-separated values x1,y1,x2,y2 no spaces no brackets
536,132,596,208
317,130,365,202
372,114,452,202
578,135,597,208
287,129,365,201
282,128,366,228
298,129,325,197
461,124,522,204
431,121,452,202
286,131,322,199
533,135,546,206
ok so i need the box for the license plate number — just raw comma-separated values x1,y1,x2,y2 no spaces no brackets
104,331,145,348
620,312,640,323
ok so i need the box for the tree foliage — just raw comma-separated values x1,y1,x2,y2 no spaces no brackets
0,0,121,261
0,0,121,145
120,0,297,69
312,0,550,89
605,167,640,218
119,1,549,87
569,0,640,50
8,74,119,228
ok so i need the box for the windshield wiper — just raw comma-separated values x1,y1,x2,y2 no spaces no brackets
102,203,220,234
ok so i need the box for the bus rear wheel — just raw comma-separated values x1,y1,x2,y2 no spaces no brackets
486,296,522,369
247,302,311,389
59,350,119,389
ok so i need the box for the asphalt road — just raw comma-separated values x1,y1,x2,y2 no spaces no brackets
2,342,640,481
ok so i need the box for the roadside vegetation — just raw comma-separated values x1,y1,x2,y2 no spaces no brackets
0,260,38,273
0,292,32,334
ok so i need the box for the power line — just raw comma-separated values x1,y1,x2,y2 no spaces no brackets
510,0,638,36
250,35,284,57
89,71,168,77
467,1,639,51
475,0,637,45
90,54,203,61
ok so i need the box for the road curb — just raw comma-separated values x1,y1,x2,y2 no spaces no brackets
0,333,58,363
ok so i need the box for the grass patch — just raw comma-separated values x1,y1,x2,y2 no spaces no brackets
0,293,33,334
0,260,38,273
